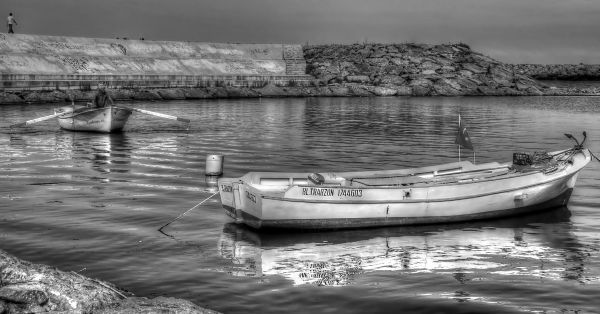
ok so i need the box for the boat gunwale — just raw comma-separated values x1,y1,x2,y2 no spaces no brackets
254,149,590,204
346,166,517,188
250,168,537,193
242,149,588,187
235,163,515,190
233,148,579,187
57,106,132,120
260,170,579,204
239,188,575,229
348,164,509,181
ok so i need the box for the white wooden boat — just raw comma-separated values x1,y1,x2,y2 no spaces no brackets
218,146,591,230
55,105,132,133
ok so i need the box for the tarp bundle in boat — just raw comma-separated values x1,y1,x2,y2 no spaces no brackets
512,150,570,174
512,151,553,166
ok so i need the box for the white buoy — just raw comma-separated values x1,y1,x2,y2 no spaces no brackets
205,154,224,176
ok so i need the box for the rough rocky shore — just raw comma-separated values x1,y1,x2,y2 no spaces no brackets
0,249,218,314
512,64,600,80
3,42,600,105
303,43,545,96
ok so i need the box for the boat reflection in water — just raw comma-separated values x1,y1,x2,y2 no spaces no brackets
55,132,132,180
218,207,587,286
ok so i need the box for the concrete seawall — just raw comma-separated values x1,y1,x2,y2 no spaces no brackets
0,33,311,91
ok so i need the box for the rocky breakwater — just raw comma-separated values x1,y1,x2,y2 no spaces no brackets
304,43,544,96
0,42,553,104
0,249,218,314
509,64,600,96
512,64,600,80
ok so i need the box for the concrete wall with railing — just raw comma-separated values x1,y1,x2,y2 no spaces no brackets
0,33,311,91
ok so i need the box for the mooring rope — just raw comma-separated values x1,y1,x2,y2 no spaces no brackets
158,191,219,233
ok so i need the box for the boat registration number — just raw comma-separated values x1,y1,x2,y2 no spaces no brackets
246,191,257,203
302,187,363,198
221,185,233,192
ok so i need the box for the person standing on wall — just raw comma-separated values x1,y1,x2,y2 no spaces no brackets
7,13,17,34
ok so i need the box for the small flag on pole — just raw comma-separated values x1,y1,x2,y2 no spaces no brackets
455,115,474,150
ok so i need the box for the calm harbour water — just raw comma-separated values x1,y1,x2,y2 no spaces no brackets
1,96,600,313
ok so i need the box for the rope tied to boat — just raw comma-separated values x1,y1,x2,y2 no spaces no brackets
158,191,219,235
565,131,600,162
512,131,597,173
562,131,600,162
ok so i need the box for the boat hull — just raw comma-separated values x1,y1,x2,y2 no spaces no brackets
219,149,590,230
237,186,574,229
56,106,132,133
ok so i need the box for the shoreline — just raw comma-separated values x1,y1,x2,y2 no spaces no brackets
0,249,219,313
1,82,600,106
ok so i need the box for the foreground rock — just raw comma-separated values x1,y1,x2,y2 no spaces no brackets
0,249,219,314
95,297,219,314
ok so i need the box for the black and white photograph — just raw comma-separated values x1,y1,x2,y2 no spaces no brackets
1,0,599,313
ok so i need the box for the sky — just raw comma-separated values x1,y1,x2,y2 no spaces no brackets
2,0,600,64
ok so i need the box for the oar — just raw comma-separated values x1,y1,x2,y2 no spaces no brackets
10,107,74,128
120,107,191,123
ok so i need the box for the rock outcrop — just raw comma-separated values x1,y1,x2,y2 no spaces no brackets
303,43,544,96
0,249,218,314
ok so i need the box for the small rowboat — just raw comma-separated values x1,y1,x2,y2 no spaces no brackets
10,103,189,132
55,105,133,133
218,145,591,230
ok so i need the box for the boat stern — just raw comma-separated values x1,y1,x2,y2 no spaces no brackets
217,177,240,220
218,173,298,229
